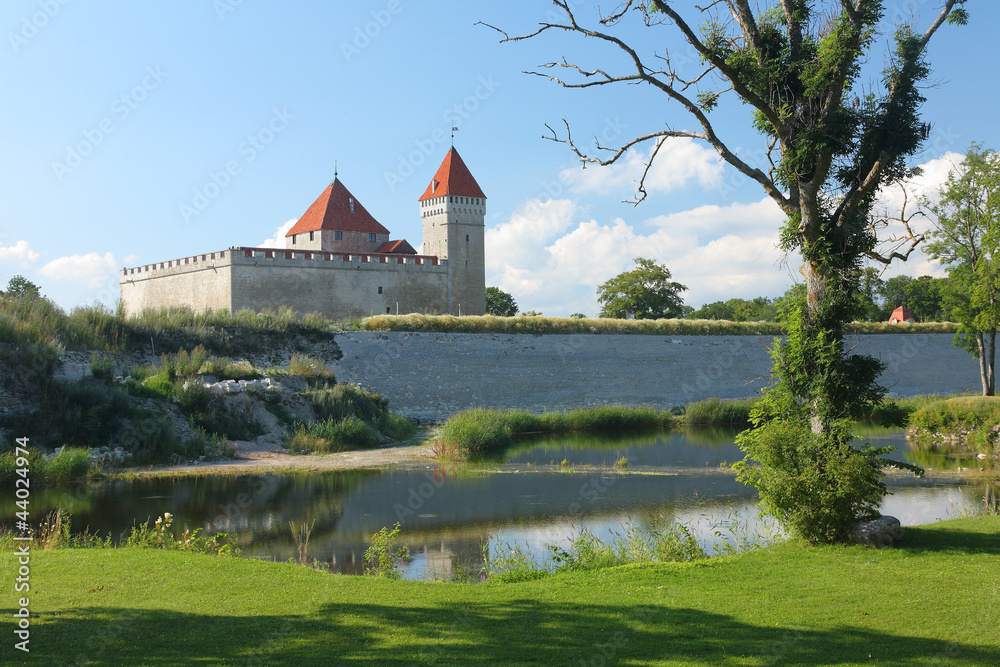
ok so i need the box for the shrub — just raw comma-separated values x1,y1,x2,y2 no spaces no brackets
735,420,921,543
90,354,116,380
309,384,388,423
364,523,409,578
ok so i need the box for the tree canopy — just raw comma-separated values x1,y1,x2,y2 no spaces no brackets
596,258,687,319
925,145,1000,395
485,286,519,317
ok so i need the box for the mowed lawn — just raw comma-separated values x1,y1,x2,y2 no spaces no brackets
4,517,999,666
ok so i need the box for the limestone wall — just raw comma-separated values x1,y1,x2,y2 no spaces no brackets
120,251,233,316
332,332,980,421
229,249,449,318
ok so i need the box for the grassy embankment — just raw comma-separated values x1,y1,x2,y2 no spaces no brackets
6,516,998,665
0,301,415,476
361,312,960,335
437,406,674,456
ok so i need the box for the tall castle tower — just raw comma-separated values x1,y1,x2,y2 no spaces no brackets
418,148,486,316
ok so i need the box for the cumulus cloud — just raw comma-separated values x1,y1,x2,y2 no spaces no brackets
0,240,40,265
259,219,297,248
486,196,791,316
870,151,967,281
560,137,724,197
38,252,119,290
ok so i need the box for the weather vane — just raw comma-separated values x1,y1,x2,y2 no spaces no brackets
451,124,458,147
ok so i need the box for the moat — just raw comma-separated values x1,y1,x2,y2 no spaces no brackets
8,428,993,581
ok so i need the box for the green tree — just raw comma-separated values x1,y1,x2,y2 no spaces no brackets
855,268,884,322
596,258,687,319
492,0,967,541
926,145,1000,395
485,286,519,317
2,275,41,300
878,275,913,318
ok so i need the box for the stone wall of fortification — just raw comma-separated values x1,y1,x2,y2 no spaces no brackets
333,332,980,421
120,247,454,318
120,250,233,315
230,248,449,317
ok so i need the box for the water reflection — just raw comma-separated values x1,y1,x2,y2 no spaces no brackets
3,427,994,581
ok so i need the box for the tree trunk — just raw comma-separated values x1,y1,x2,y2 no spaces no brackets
988,329,996,396
976,332,990,396
801,258,827,434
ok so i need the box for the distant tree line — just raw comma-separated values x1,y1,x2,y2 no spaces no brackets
687,271,952,323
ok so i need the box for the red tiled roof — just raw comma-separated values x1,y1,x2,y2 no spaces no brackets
889,306,914,323
418,148,486,201
376,239,417,254
286,178,390,237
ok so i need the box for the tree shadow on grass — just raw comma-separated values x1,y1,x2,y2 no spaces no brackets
899,522,1000,556
17,599,1000,666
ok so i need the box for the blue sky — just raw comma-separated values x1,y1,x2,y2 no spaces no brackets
2,1,997,316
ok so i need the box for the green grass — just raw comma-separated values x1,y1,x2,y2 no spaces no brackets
909,396,1000,453
439,406,674,455
9,516,999,665
682,397,758,427
0,447,95,486
360,313,960,336
286,384,416,453
0,297,339,372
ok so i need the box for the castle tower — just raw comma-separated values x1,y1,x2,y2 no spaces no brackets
418,148,486,315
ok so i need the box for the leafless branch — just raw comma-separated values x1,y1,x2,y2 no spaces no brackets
865,186,927,265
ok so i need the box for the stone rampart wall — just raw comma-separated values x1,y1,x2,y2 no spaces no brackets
332,332,979,422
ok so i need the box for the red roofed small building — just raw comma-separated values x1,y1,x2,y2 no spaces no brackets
120,148,486,319
284,177,392,254
889,306,914,324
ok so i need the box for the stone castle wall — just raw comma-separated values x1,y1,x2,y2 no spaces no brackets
333,332,979,422
120,247,453,318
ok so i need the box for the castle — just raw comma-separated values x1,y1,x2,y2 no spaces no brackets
119,148,487,318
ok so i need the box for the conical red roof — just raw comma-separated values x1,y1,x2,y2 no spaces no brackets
418,148,486,201
286,178,389,237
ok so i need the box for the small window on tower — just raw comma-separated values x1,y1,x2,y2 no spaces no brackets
292,235,296,244
466,234,469,242
378,286,383,294
335,231,343,240
309,231,314,241
369,233,376,242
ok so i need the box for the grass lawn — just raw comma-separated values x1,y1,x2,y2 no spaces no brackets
4,517,998,666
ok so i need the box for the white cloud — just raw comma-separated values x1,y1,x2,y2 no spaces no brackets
485,196,791,316
560,137,724,197
0,240,40,265
38,252,118,290
259,219,297,248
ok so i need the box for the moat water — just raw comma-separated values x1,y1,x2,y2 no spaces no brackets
8,428,995,581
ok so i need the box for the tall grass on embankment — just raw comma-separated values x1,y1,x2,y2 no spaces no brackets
286,384,416,453
680,394,951,429
0,298,339,379
0,446,94,486
438,406,674,455
360,313,960,336
909,395,1000,453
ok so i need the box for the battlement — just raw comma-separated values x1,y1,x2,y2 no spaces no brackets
121,246,445,279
